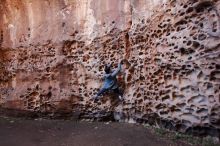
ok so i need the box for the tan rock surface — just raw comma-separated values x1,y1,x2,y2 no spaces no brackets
0,0,220,136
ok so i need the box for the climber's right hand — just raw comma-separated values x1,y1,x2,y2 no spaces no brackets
119,59,123,64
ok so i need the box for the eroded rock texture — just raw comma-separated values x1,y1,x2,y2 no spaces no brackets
0,0,220,137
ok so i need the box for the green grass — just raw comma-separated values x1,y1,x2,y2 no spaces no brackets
155,127,167,136
172,132,201,145
143,124,220,146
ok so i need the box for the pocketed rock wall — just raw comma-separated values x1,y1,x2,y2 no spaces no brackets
0,0,220,137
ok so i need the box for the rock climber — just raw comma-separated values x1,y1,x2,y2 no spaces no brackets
93,59,124,101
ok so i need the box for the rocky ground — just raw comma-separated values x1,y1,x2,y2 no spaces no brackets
0,116,193,146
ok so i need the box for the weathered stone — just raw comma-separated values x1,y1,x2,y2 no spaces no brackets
0,0,220,137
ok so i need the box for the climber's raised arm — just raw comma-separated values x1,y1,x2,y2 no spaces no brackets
111,60,122,77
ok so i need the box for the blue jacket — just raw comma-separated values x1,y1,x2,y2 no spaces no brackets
102,63,122,90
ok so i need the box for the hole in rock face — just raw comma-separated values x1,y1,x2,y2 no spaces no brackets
186,41,192,46
62,22,65,27
210,71,220,81
180,48,186,54
216,64,220,69
195,1,213,13
198,34,206,40
162,95,170,101
139,52,144,55
180,12,185,16
186,7,194,13
212,29,217,32
192,41,200,48
183,5,187,8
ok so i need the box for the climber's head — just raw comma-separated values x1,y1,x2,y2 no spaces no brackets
104,64,111,74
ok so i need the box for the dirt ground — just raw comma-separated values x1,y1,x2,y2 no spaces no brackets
0,117,192,146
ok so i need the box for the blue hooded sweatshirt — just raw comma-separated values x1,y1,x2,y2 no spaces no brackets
102,63,122,90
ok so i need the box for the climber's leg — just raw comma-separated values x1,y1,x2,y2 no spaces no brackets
113,87,123,101
93,88,107,100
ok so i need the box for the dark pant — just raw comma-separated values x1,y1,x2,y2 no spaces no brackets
96,87,123,99
112,88,123,97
